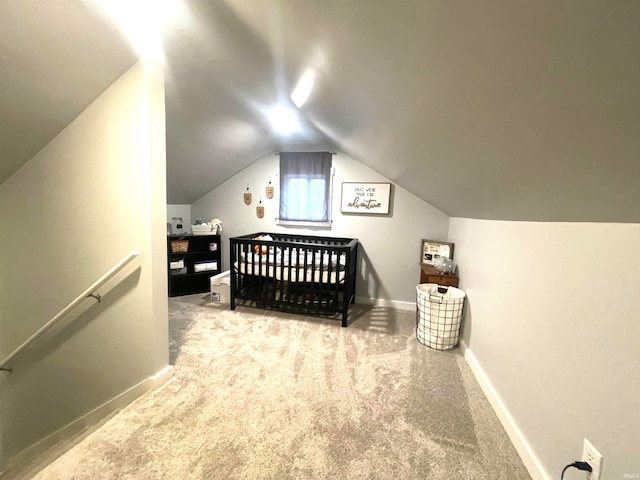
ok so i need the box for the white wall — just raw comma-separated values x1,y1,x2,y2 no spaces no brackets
191,152,449,306
449,218,640,480
166,204,191,235
0,62,169,469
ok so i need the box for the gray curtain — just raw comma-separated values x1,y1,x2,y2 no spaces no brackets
279,151,332,222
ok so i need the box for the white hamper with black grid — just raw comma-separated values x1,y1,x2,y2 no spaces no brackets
416,283,466,350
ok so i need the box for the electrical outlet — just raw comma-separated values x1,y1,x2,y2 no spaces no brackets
582,438,603,479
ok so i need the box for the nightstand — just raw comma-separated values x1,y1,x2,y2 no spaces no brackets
419,264,459,288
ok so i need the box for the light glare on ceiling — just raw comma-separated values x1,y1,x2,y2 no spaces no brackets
93,0,181,62
291,69,316,107
267,106,300,135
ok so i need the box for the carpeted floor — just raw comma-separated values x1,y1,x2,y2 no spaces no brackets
20,295,531,479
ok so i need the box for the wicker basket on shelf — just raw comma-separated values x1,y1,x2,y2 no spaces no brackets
170,239,189,253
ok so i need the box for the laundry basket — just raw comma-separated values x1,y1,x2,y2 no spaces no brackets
416,283,465,350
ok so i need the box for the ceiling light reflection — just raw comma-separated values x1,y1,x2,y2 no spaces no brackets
267,106,300,135
291,68,316,107
92,0,182,62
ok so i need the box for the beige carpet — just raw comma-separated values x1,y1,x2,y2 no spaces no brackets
19,296,530,479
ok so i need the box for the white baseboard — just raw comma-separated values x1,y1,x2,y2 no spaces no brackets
3,365,174,477
458,341,550,480
355,296,415,311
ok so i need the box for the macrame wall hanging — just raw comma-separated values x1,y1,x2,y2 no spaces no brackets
243,185,252,205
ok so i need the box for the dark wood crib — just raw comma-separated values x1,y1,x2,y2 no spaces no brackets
229,232,358,327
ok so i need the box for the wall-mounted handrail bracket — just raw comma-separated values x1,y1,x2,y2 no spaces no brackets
88,293,102,303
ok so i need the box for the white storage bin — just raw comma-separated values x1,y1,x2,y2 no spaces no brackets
194,261,218,273
169,259,185,270
210,270,231,303
191,224,215,235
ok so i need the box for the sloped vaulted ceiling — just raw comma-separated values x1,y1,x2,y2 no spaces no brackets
2,0,639,222
0,0,136,183
164,0,640,222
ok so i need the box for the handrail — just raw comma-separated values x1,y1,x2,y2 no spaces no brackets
0,250,141,373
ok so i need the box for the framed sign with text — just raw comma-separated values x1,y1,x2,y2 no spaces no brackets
420,239,454,266
340,182,392,215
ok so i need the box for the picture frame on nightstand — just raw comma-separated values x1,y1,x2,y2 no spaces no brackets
420,239,454,266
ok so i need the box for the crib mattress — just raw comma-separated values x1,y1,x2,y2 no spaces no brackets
235,262,345,284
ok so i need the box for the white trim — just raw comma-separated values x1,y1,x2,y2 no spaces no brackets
355,296,415,311
458,341,551,480
3,365,173,476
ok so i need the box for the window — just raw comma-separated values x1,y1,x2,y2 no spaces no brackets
279,151,333,226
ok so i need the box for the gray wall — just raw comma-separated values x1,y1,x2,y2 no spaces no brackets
449,218,640,479
0,62,169,467
191,151,449,306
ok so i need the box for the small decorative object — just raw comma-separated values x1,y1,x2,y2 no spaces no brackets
256,199,264,219
252,234,273,254
420,239,454,266
172,216,183,230
244,186,252,205
209,218,223,234
194,218,203,225
209,242,218,252
340,182,392,215
433,256,457,274
266,179,274,199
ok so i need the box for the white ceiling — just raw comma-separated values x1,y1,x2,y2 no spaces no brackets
2,0,640,222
